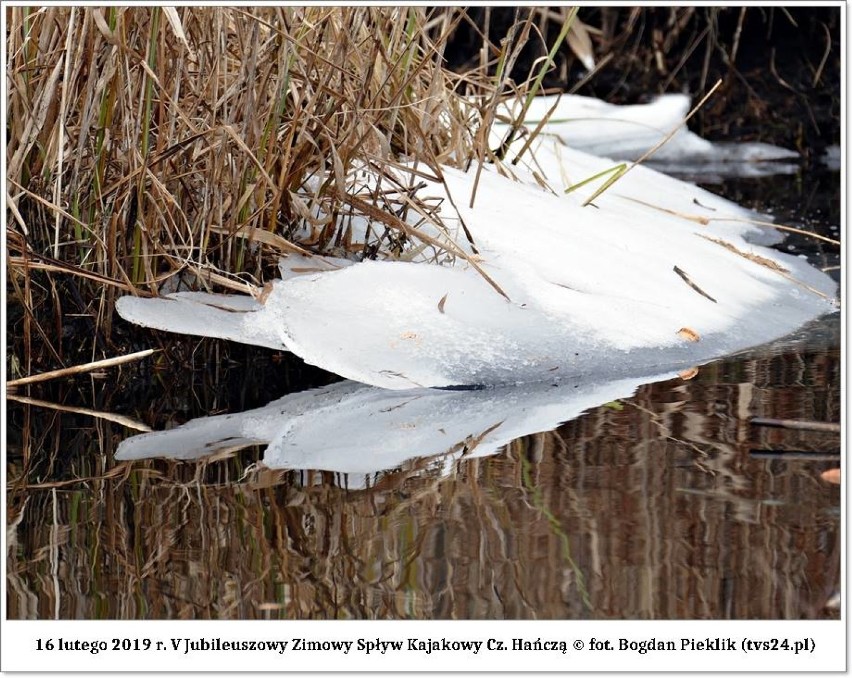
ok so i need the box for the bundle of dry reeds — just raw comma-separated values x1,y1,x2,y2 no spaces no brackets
8,8,471,284
7,7,584,374
7,6,576,363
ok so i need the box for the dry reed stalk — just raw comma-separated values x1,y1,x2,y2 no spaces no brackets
750,417,841,434
7,394,153,432
6,348,157,388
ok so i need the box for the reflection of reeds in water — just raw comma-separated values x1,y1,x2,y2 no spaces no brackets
6,346,840,620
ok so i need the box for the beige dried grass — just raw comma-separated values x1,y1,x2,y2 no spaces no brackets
6,7,585,371
7,8,479,280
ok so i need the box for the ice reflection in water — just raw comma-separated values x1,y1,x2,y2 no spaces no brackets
6,315,840,619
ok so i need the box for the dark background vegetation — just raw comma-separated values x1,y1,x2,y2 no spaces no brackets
443,6,841,155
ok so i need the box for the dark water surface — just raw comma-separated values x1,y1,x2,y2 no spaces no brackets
6,167,841,621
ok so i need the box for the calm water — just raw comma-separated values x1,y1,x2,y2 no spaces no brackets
6,166,841,621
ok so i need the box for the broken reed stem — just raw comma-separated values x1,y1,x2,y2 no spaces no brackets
7,394,153,432
53,8,75,258
12,463,137,491
504,9,578,162
6,349,157,388
620,195,841,247
725,218,841,246
334,187,511,301
750,417,841,434
581,78,723,206
749,451,839,460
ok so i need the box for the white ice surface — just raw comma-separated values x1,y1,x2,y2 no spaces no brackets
115,101,837,390
116,293,285,351
260,159,836,388
491,138,785,244
495,93,799,167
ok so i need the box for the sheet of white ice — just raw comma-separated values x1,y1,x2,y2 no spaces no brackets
117,292,285,351
117,143,837,389
821,145,841,171
638,158,799,184
115,369,681,488
495,93,799,170
272,164,834,388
